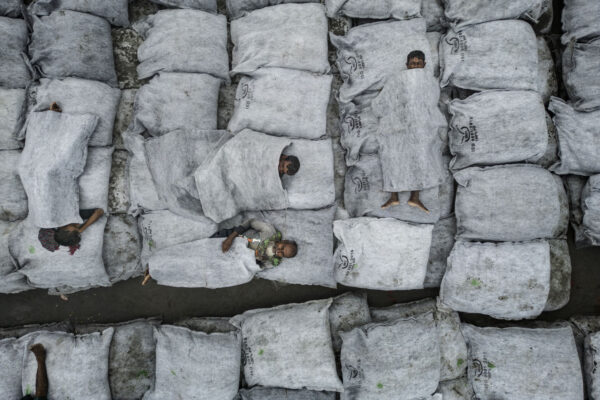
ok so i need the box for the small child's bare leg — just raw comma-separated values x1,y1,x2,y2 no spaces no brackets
142,269,152,286
381,192,400,209
407,191,430,213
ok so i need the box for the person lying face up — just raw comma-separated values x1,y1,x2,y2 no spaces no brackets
213,218,298,267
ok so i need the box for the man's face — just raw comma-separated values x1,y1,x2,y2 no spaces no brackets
279,157,291,175
275,242,294,258
407,57,425,70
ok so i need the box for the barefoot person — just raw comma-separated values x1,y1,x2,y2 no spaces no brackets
22,344,48,400
215,219,297,267
378,50,446,212
38,208,105,255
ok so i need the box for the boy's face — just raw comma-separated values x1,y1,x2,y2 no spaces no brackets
407,57,425,69
279,156,292,175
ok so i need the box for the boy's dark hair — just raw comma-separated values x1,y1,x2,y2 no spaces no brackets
286,156,300,175
407,50,426,63
54,229,81,247
280,240,298,258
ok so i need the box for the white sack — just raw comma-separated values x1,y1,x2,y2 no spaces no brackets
0,338,24,400
563,39,600,112
33,78,121,147
448,90,548,170
338,93,380,166
18,111,98,228
237,388,336,399
21,329,115,400
333,217,433,290
454,165,569,241
585,331,600,400
103,214,143,284
329,292,371,352
230,299,343,392
174,317,236,334
79,146,114,211
436,377,474,400
537,36,558,104
0,0,23,17
134,10,229,82
325,0,421,20
0,220,29,294
0,150,27,221
444,0,546,30
28,0,130,27
440,20,538,91
424,216,456,288
422,0,445,32
582,175,600,246
0,17,30,89
544,239,572,312
148,0,217,11
227,0,319,19
30,11,118,86
562,0,600,44
228,68,332,139
231,4,329,75
461,324,584,400
0,88,26,150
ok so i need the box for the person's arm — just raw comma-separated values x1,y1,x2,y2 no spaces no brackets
248,219,276,240
78,208,104,233
30,344,48,398
221,220,253,253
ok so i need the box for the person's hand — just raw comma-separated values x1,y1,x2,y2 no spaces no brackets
29,344,46,360
222,233,237,253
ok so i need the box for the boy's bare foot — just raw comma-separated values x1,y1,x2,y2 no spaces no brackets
59,294,68,301
381,198,400,209
407,199,430,213
142,269,151,286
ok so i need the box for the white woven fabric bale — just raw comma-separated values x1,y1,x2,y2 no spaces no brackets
340,316,440,399
0,88,26,150
227,0,319,19
562,0,600,44
424,216,456,288
21,328,115,400
33,78,121,147
174,317,237,334
436,377,474,400
138,209,216,268
543,240,571,311
30,11,118,86
29,0,130,26
329,292,371,352
582,175,600,246
230,299,343,392
148,0,217,11
0,17,30,89
440,20,538,92
338,92,382,166
18,111,98,228
444,0,546,30
79,146,114,212
75,319,160,400
448,90,548,171
421,0,445,32
0,150,27,221
0,220,29,294
331,19,431,103
250,206,337,288
325,0,420,19
103,214,143,284
129,72,221,136
454,165,569,241
0,337,25,399
426,31,441,77
461,324,584,400
584,331,600,400
122,131,165,216
0,321,72,340
231,4,329,75
134,10,229,82
8,216,110,293
438,154,455,219
563,39,600,112
145,129,225,220
333,217,433,291
144,325,241,400
369,298,468,382
549,98,600,175
0,0,23,17
148,237,261,288
537,37,558,105
237,387,336,399
228,69,332,139
440,240,552,320
344,155,442,224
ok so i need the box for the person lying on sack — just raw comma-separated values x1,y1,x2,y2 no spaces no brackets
214,218,298,267
378,50,446,213
22,344,48,400
38,208,105,255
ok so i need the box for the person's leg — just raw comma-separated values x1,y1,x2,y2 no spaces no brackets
381,192,400,209
211,227,236,239
407,191,429,213
29,344,48,399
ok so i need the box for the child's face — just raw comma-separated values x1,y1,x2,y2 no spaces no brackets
407,57,425,69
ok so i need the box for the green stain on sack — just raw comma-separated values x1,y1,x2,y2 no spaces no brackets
470,278,481,287
457,358,464,367
148,240,155,248
487,362,495,369
28,246,35,254
376,382,383,389
26,385,32,395
353,264,359,269
258,349,264,355
137,370,148,378
170,370,176,376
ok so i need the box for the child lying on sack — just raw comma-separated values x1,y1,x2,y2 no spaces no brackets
215,219,297,267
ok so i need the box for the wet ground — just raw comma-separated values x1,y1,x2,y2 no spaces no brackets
3,0,597,329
